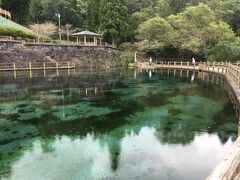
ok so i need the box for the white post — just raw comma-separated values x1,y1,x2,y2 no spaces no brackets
13,63,16,79
84,35,87,45
58,14,61,41
134,51,138,63
94,37,97,46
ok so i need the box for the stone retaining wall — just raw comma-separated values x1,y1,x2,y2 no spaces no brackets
0,41,122,67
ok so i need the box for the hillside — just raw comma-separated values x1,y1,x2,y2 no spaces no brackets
0,15,36,39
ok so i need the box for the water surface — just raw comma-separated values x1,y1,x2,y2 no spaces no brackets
0,68,238,180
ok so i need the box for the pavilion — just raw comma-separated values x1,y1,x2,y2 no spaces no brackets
71,30,101,46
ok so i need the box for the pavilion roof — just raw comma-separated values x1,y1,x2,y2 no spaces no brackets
71,30,100,36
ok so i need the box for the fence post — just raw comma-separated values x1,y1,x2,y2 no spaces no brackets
187,61,189,67
43,62,46,70
29,62,32,78
13,62,16,71
174,61,176,66
56,62,59,76
29,62,32,71
68,62,70,69
181,61,182,66
13,62,16,79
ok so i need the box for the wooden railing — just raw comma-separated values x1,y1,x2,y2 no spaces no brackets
138,60,240,179
0,7,11,19
0,62,75,71
197,62,240,88
0,37,117,48
0,36,14,41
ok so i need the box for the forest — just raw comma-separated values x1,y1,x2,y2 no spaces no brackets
1,0,240,61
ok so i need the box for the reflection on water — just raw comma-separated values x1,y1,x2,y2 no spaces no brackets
0,68,238,180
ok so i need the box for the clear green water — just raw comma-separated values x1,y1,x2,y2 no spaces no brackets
0,68,238,180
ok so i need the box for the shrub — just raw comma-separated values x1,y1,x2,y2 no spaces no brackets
119,42,137,51
16,37,22,41
207,41,240,62
121,51,135,65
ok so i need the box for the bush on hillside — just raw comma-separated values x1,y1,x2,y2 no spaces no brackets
0,15,37,39
207,40,240,62
119,42,137,51
0,26,36,39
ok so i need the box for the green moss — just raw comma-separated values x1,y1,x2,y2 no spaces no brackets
51,102,118,121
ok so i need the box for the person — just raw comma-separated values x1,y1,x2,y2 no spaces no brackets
149,57,153,65
192,57,196,69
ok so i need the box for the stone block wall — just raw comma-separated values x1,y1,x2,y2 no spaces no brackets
0,41,122,67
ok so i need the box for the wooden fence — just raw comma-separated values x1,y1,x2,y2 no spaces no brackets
137,60,240,180
0,62,75,71
0,36,117,48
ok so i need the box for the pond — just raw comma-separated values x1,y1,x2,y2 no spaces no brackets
0,68,238,180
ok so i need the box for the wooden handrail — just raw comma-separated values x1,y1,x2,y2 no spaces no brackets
0,62,75,71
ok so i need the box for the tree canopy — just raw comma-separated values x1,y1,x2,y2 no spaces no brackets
1,0,240,60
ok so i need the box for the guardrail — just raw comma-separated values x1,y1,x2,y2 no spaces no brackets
0,36,14,40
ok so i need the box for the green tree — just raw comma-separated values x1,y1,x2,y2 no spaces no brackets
30,0,43,23
206,21,235,46
137,16,175,50
1,0,31,25
86,0,100,31
207,40,240,62
29,0,87,28
216,0,240,35
166,3,216,53
137,3,236,55
156,0,172,17
126,8,154,42
99,0,127,45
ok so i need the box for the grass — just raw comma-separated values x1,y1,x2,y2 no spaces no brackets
0,15,36,39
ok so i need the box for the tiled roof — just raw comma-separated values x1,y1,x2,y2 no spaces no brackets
71,30,100,36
